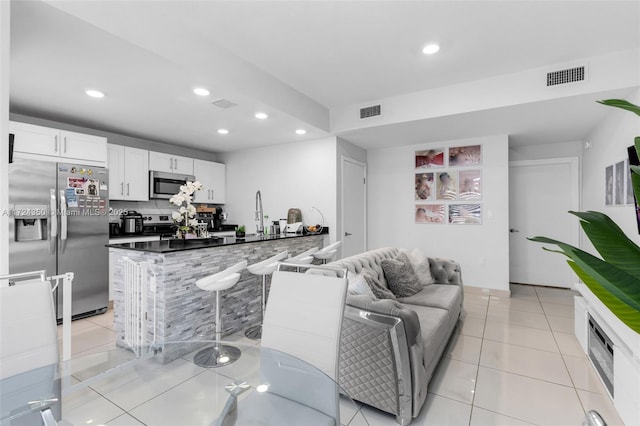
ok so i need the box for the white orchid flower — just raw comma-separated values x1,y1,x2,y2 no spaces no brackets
179,206,188,214
188,218,199,227
172,211,181,221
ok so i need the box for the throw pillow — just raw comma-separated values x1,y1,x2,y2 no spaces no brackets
381,252,423,298
347,273,376,298
401,248,436,286
361,270,396,299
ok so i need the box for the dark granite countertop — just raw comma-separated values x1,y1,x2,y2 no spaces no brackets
107,231,327,253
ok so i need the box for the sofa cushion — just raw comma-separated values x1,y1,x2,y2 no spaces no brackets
347,273,376,298
362,270,396,299
381,253,423,298
401,248,436,286
410,305,450,368
398,284,462,312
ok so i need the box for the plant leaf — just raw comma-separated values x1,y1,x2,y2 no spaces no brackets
528,236,640,311
597,99,640,117
567,261,640,334
567,211,640,280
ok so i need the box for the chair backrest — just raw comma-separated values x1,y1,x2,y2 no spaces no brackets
261,269,348,421
0,278,59,379
261,269,348,380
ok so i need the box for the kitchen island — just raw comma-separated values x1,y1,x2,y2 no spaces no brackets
108,232,328,363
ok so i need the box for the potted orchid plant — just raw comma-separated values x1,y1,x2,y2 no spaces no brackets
169,181,203,239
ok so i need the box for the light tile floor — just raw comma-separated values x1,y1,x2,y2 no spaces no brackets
58,284,624,425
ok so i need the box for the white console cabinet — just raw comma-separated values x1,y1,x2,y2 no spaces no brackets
148,151,193,175
574,283,640,426
10,121,107,165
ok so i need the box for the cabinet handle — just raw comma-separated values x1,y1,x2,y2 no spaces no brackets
174,158,177,169
211,190,214,200
64,137,67,153
169,158,173,170
127,183,130,196
54,135,58,153
121,182,124,195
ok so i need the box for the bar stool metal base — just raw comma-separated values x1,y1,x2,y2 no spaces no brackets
193,345,242,368
244,324,262,340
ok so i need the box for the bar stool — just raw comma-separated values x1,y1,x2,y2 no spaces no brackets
193,261,247,368
288,247,320,271
313,241,342,264
245,251,289,340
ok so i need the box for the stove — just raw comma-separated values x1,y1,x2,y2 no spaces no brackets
142,214,176,240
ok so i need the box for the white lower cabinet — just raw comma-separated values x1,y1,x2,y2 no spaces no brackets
107,144,149,201
193,159,226,204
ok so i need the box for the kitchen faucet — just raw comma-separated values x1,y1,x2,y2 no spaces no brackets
255,190,264,234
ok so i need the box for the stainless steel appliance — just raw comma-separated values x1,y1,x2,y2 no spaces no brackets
196,207,223,231
143,214,176,239
149,170,195,199
588,314,614,395
120,210,143,234
8,158,109,320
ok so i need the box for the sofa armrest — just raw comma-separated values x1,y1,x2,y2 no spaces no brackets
341,296,424,424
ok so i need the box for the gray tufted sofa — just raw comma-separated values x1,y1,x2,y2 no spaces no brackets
328,247,463,425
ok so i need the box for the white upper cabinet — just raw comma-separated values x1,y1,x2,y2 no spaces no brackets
148,151,194,175
9,121,107,164
107,144,149,201
193,159,226,204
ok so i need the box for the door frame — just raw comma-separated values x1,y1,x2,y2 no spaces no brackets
340,156,367,258
509,157,580,285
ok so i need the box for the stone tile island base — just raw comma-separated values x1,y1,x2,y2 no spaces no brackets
109,234,327,363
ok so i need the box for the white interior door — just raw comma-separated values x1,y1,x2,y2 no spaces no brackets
341,157,366,258
509,158,579,288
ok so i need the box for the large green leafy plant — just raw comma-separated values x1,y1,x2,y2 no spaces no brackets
529,99,640,334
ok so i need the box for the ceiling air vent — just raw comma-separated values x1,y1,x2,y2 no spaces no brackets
360,105,381,119
211,98,237,109
546,66,586,87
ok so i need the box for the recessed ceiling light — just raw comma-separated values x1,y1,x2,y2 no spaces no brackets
295,129,306,135
217,128,229,135
254,112,268,120
193,87,210,96
422,43,440,55
85,89,105,98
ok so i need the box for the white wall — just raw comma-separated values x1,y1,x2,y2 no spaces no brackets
220,137,338,243
367,135,510,292
0,1,10,276
582,89,640,251
509,140,582,162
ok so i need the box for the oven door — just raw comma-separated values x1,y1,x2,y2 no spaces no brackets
149,171,195,199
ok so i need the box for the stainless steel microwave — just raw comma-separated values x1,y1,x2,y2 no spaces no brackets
149,171,196,199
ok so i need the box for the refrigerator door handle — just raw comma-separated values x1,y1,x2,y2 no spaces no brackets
60,189,68,254
50,189,57,254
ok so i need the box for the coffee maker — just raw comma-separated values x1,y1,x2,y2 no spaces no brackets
196,207,223,232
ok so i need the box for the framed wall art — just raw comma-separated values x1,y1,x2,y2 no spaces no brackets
605,165,613,206
458,169,481,201
415,172,435,201
415,204,445,224
449,204,482,225
449,145,481,166
415,149,445,168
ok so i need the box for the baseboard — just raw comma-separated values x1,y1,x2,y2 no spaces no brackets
108,300,114,310
463,285,511,298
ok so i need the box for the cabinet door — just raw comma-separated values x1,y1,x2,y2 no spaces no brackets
148,151,174,173
124,147,149,201
9,121,60,157
61,130,107,163
193,159,212,203
107,144,126,200
210,162,226,204
172,155,194,175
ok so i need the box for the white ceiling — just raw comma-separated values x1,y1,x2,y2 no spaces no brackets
9,1,640,153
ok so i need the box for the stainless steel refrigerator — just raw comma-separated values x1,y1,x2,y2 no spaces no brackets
8,158,109,321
